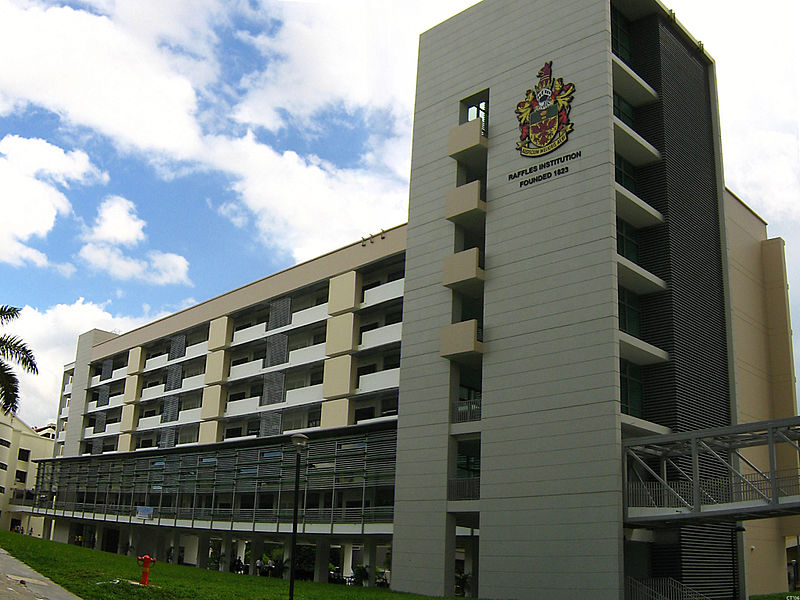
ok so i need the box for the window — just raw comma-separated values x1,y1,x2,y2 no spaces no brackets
611,6,632,64
0,462,6,471
613,93,634,128
354,406,375,422
180,395,201,411
17,449,30,462
231,356,249,367
246,420,260,437
615,154,636,193
228,391,246,402
620,359,643,418
616,218,639,263
312,331,326,345
618,287,641,337
15,470,26,484
460,89,489,136
0,438,9,448
357,364,377,378
383,352,400,370
456,439,481,478
0,486,4,494
249,382,262,398
307,408,321,428
178,426,199,445
384,310,403,325
310,369,324,386
225,427,243,440
381,396,398,416
138,438,154,449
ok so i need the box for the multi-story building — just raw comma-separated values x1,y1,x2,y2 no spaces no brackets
21,0,799,598
0,411,54,534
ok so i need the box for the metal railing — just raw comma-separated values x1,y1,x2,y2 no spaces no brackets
448,477,480,501
451,398,481,423
625,577,713,600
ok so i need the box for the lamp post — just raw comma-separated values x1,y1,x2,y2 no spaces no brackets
288,433,308,600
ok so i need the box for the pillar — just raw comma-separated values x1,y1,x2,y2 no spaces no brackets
282,539,292,580
117,526,129,555
342,542,354,577
364,538,377,587
196,533,210,569
314,539,331,583
42,517,52,540
128,527,139,557
94,524,105,550
251,538,264,576
464,534,479,598
155,529,169,562
170,529,181,564
219,534,231,572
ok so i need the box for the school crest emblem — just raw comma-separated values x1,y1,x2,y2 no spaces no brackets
515,61,576,157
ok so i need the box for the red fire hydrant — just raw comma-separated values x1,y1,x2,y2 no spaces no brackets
137,555,156,586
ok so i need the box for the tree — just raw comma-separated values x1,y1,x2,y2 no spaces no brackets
0,306,37,414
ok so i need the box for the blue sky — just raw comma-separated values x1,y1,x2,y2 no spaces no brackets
1,0,799,427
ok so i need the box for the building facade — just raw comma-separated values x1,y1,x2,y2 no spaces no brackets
0,411,54,535
17,0,798,599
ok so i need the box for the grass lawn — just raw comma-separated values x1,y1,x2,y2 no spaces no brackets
0,530,444,600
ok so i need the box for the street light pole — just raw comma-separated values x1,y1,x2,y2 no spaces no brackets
288,433,308,600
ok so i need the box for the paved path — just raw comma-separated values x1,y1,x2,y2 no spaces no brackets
0,548,83,600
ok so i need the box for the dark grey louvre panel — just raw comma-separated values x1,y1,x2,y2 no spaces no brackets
259,411,282,437
93,411,107,433
165,364,183,391
159,427,176,449
100,359,113,381
91,439,103,455
267,297,291,330
261,372,285,406
168,334,186,360
161,396,180,423
264,334,288,367
96,385,110,407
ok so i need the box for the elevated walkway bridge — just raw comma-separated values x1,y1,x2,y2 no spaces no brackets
625,415,800,526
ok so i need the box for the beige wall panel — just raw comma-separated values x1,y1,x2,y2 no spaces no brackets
120,404,137,432
200,385,224,420
745,520,788,595
123,375,141,404
325,313,357,357
208,316,232,351
127,346,145,375
117,433,134,452
328,271,360,316
199,421,221,445
204,350,228,385
320,398,353,429
322,355,355,399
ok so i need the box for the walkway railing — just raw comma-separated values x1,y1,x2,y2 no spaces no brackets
624,415,800,524
625,577,713,600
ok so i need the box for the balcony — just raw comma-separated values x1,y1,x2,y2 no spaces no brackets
229,358,263,381
448,118,488,170
177,407,202,425
141,383,165,401
231,304,329,346
137,414,163,430
612,54,658,107
285,383,324,406
290,303,328,328
446,180,486,231
89,365,127,387
619,331,669,365
451,398,482,423
84,422,121,438
231,321,267,346
86,393,124,413
356,368,400,395
617,256,667,295
289,342,326,366
361,278,404,308
615,183,663,228
229,343,326,382
448,476,480,501
225,395,262,418
443,247,485,298
440,320,483,363
59,406,69,419
63,382,72,395
57,431,66,443
614,117,660,166
359,323,402,351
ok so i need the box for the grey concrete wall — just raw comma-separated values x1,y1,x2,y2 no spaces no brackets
394,0,621,598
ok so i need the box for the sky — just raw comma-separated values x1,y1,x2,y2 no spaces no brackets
1,0,799,428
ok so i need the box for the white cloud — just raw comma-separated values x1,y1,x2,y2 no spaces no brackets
79,243,192,286
0,134,104,269
0,0,203,159
83,195,146,246
207,132,408,262
5,299,156,427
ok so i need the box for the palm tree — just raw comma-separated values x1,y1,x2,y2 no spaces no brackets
0,306,38,414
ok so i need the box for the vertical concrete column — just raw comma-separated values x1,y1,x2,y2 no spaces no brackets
464,535,479,598
364,538,377,587
42,517,52,540
250,538,264,576
170,530,181,564
314,539,331,583
219,534,231,572
342,542,354,577
196,532,210,569
94,524,105,550
282,539,292,580
443,513,457,597
117,526,129,555
156,530,169,562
